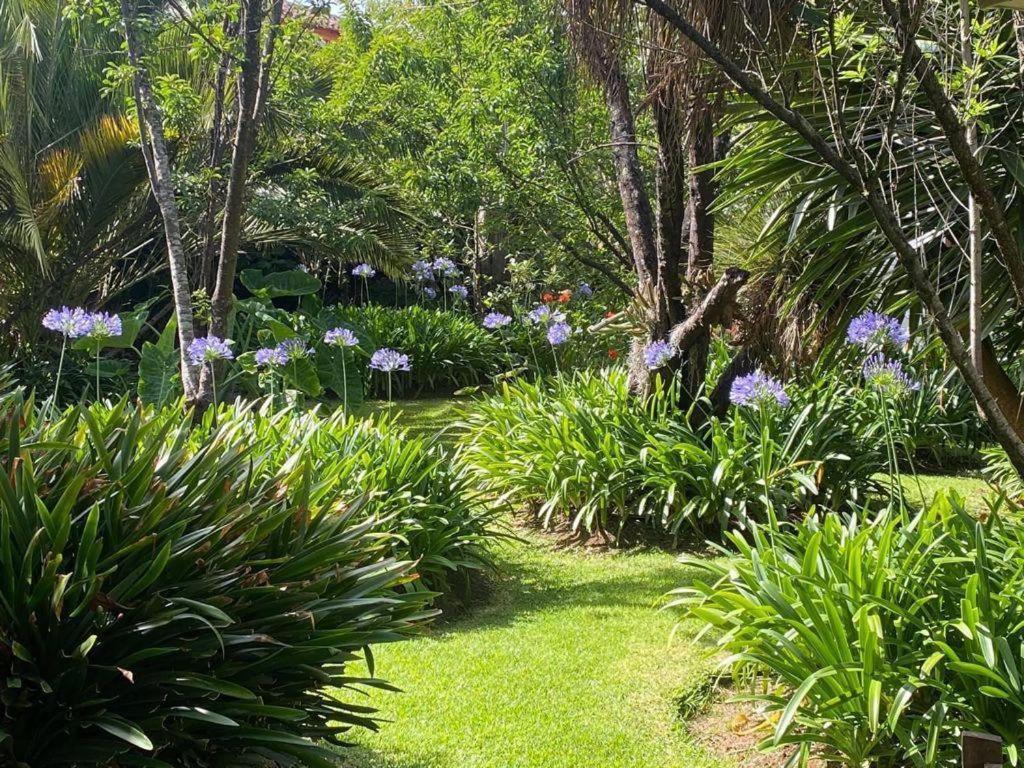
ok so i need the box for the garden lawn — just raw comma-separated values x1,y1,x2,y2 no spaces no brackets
336,529,728,768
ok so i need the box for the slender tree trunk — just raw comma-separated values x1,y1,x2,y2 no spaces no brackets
959,0,983,378
197,15,236,296
683,105,718,402
208,0,264,342
121,0,199,400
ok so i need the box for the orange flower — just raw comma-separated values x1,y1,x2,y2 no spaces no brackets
607,349,619,360
558,290,572,303
541,291,555,303
604,310,616,319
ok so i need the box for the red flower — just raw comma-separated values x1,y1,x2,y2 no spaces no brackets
604,310,616,319
541,291,555,303
607,349,619,360
558,290,572,303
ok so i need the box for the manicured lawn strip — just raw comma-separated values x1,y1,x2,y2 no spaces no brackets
336,531,728,768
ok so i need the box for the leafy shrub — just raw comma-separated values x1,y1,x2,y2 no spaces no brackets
671,493,1024,766
0,392,434,767
459,368,883,536
186,400,502,595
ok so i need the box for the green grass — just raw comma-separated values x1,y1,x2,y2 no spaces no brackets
356,396,479,442
337,531,728,768
333,399,999,768
893,472,992,514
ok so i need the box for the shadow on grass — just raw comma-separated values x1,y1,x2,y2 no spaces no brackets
334,743,441,768
424,541,713,640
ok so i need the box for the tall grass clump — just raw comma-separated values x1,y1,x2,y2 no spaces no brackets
460,368,882,537
0,389,434,767
670,492,1024,766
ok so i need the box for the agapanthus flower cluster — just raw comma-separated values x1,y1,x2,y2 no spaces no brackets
86,312,122,339
433,257,460,278
846,311,908,349
547,321,572,346
276,337,314,362
411,259,434,282
526,304,566,325
42,306,93,338
254,346,288,367
482,312,512,330
730,370,790,408
644,340,675,370
577,283,593,298
862,353,920,396
352,263,376,279
449,284,469,301
187,335,234,365
369,348,412,372
422,286,437,299
324,327,359,347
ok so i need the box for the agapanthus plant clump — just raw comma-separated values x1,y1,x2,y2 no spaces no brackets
729,370,790,408
526,304,565,325
546,321,572,346
0,394,432,767
370,347,411,402
187,335,234,404
82,311,123,400
644,339,675,370
862,353,920,396
845,310,908,349
41,306,92,412
352,263,376,279
324,327,360,411
483,312,512,330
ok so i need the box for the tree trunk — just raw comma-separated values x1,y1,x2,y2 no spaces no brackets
197,15,236,296
121,0,199,400
208,0,264,341
683,105,718,403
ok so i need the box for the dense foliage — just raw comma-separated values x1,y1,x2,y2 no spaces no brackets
671,493,1024,766
460,368,887,536
0,390,437,766
185,400,501,595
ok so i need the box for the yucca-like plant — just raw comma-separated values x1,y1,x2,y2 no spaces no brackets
185,400,501,595
670,492,1024,767
0,390,434,767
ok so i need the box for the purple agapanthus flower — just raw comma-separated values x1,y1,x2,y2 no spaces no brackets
324,327,359,347
369,348,411,372
846,311,908,348
547,321,572,346
449,284,469,301
577,282,593,297
433,257,460,278
730,370,790,408
644,340,676,369
187,335,234,365
276,337,314,361
86,312,122,339
422,285,438,299
483,312,512,330
526,304,566,325
352,263,376,279
862,353,920,395
411,259,434,282
255,347,288,367
42,306,92,338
